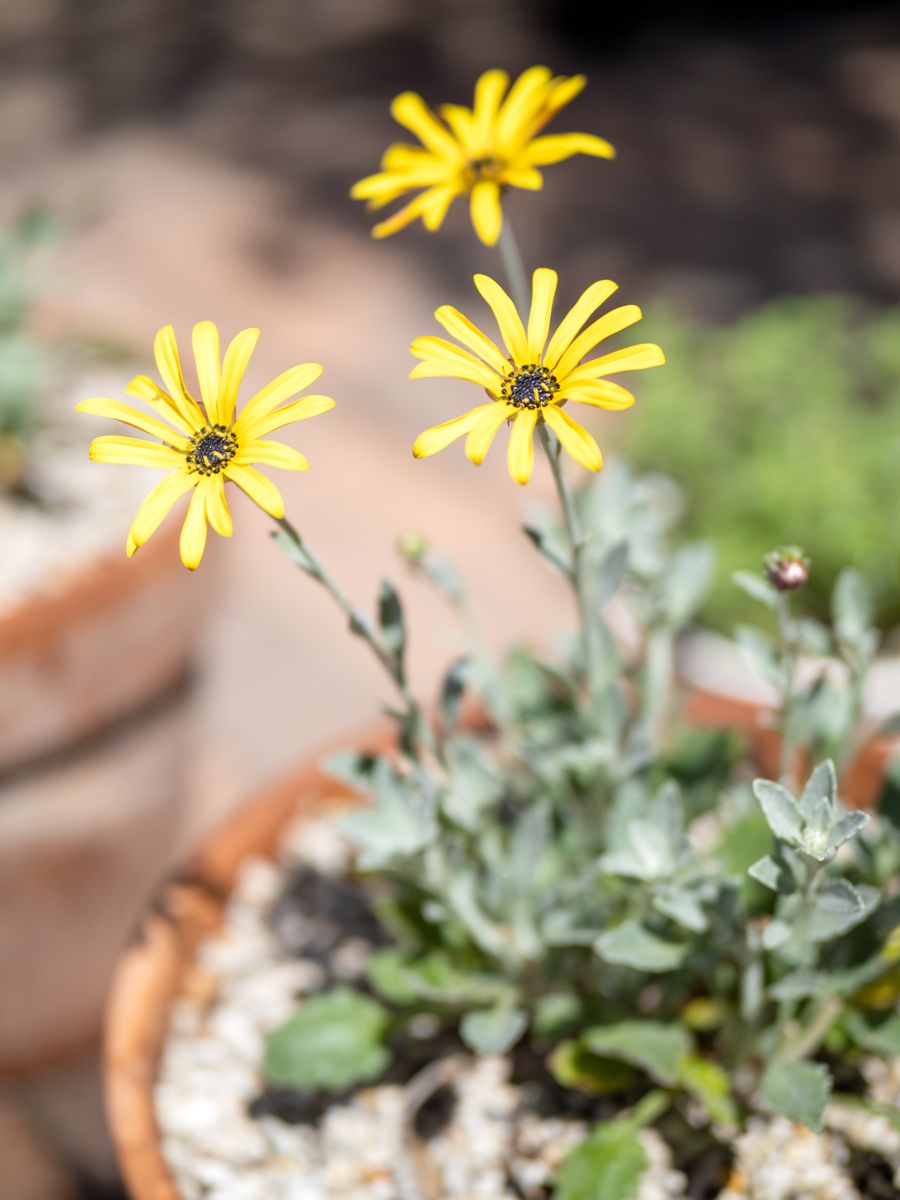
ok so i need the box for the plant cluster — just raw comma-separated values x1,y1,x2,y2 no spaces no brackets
79,65,900,1197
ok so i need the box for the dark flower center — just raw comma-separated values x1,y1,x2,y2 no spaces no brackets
467,155,505,183
186,425,238,475
502,364,559,410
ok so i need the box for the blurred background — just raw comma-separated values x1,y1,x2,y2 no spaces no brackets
2,1,900,1195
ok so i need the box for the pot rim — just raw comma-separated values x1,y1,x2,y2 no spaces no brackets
102,720,393,1200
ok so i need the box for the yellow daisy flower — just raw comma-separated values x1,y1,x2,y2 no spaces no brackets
77,323,335,570
411,268,664,485
351,66,615,246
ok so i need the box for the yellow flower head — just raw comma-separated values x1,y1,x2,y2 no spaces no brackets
77,323,335,570
411,269,664,485
351,66,615,246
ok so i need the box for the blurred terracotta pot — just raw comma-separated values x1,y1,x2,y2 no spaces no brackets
680,631,900,809
0,528,210,1073
0,525,206,774
103,726,386,1200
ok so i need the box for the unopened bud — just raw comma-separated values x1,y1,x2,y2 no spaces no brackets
397,531,428,564
764,546,810,592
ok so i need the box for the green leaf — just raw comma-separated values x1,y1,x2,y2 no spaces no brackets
377,579,405,660
753,779,803,844
549,1041,635,1095
439,656,469,733
263,988,391,1091
798,761,836,829
759,1060,832,1132
833,568,873,651
367,948,511,1008
826,810,868,853
678,1055,739,1127
844,1011,900,1056
523,523,571,577
460,1005,528,1055
593,541,629,608
748,853,797,894
736,626,783,689
583,1020,693,1086
794,618,832,657
555,1122,647,1200
732,569,778,609
803,881,879,941
652,887,708,933
595,921,688,972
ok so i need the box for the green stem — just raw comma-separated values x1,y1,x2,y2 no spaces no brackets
496,218,599,702
275,516,436,760
776,592,798,785
782,995,843,1063
497,219,530,312
538,423,598,701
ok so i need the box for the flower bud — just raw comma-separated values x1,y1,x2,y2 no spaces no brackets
764,546,810,592
397,531,428,564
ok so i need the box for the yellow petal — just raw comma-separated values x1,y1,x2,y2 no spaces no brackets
499,166,543,190
569,344,666,378
372,191,436,238
433,306,510,376
381,143,445,172
543,404,603,471
235,439,310,471
125,374,198,435
238,394,335,441
474,274,528,362
192,321,221,422
219,328,260,427
469,181,503,246
128,468,197,554
494,66,554,154
390,92,462,161
554,305,643,378
179,485,208,571
439,105,479,157
205,475,233,538
507,407,538,485
89,435,185,468
234,363,324,436
540,75,587,122
472,69,510,148
413,403,496,459
521,132,616,167
558,380,636,410
421,185,458,231
527,268,558,361
225,463,285,519
153,325,205,429
465,402,514,464
76,397,188,447
410,334,501,389
543,280,619,370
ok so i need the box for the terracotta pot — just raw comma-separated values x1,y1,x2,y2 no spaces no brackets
104,724,390,1200
0,527,211,1074
680,631,900,808
0,524,207,774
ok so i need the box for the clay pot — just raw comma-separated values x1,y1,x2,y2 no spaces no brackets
0,525,206,774
0,527,210,1075
104,725,389,1200
680,631,900,808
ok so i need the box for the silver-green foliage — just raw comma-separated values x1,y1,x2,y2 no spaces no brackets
264,465,900,1174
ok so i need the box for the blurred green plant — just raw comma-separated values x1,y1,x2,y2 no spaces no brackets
0,207,57,493
624,298,900,630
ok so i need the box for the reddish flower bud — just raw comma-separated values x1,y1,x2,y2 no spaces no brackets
764,547,810,592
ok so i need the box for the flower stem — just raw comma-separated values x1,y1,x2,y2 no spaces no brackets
496,218,599,701
274,516,436,761
497,220,530,312
776,592,798,785
538,423,598,700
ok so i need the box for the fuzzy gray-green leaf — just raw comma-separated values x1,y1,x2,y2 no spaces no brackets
595,922,688,972
555,1122,647,1200
753,779,803,844
759,1060,832,1132
460,1005,528,1055
263,988,391,1091
583,1020,692,1085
